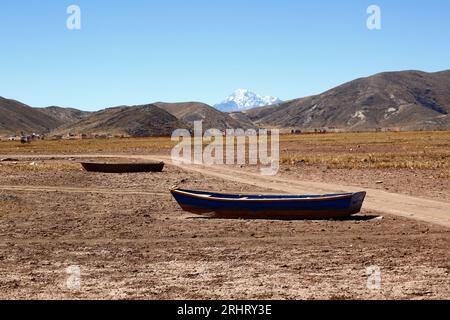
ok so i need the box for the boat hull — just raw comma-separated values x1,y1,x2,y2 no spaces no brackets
81,162,164,173
171,188,366,219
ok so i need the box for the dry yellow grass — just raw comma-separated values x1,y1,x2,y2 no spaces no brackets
440,169,450,179
281,151,450,170
279,131,450,172
0,137,176,155
279,130,450,146
1,131,449,177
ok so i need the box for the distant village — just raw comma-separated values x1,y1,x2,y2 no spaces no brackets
0,126,406,143
286,127,402,134
0,132,116,143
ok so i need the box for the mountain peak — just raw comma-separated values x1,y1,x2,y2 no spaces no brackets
214,89,282,112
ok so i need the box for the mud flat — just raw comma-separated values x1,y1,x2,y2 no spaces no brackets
0,160,448,299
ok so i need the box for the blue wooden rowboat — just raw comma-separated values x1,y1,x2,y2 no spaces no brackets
170,188,366,219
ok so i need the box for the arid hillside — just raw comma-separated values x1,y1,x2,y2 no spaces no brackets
154,102,253,130
243,70,450,130
53,104,189,137
0,97,87,136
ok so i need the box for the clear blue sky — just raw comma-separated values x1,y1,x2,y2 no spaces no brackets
1,0,449,111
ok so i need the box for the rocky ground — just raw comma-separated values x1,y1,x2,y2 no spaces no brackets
0,159,448,299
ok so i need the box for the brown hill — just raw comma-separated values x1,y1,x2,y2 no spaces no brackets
0,98,250,138
228,111,257,128
154,102,253,130
244,70,450,131
39,106,90,124
0,97,87,136
53,104,189,137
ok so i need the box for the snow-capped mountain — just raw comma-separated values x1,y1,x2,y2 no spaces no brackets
214,89,282,112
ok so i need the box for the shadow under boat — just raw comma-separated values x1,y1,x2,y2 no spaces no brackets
186,214,381,221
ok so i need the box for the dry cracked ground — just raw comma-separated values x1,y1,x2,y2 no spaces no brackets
0,158,449,299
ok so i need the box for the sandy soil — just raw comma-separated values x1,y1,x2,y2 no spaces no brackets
0,158,449,299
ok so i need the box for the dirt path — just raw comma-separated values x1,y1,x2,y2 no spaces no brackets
6,154,450,227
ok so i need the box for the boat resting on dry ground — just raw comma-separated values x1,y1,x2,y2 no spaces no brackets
81,161,164,173
171,188,367,219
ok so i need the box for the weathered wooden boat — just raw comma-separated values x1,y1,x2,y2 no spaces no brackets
81,161,164,173
170,188,366,219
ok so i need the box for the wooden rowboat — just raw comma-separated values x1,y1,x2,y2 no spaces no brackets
170,188,366,219
81,161,164,173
